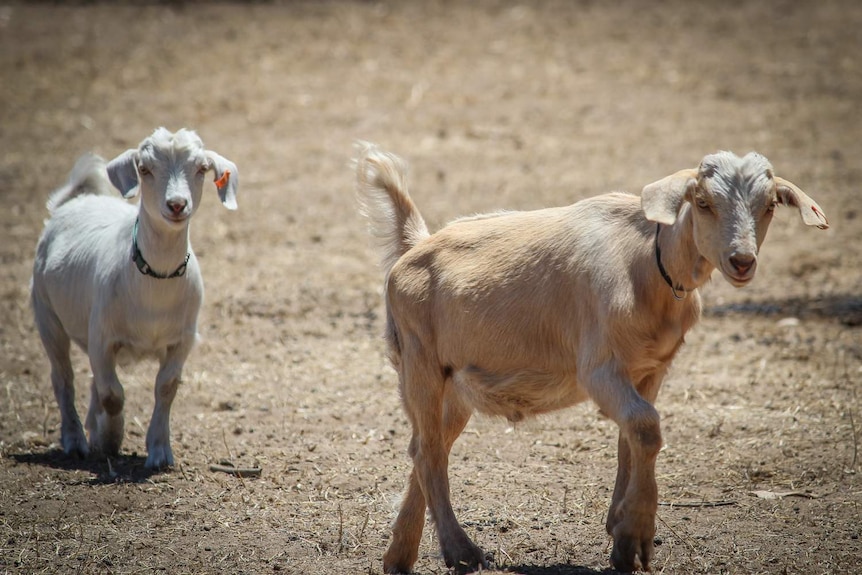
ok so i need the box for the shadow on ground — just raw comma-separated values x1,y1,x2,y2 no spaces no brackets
502,565,616,575
705,293,862,326
10,448,163,485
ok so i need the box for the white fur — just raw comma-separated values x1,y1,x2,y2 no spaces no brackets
31,128,239,469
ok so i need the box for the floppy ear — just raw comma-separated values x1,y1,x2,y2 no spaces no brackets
641,168,697,225
774,177,829,229
206,151,239,210
106,149,140,199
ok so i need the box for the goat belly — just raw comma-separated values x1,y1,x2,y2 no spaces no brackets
452,365,588,421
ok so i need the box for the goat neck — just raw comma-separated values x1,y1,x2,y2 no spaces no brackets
654,205,713,295
132,211,192,279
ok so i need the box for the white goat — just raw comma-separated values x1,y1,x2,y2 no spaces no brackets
31,128,239,470
354,143,828,573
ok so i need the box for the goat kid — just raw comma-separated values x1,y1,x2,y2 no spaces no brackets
31,128,239,469
354,143,828,573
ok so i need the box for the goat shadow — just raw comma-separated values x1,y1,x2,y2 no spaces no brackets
10,448,163,485
500,565,615,575
704,292,862,326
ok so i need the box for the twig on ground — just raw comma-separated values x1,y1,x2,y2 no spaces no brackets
357,510,370,545
209,463,262,478
751,490,816,500
659,500,737,508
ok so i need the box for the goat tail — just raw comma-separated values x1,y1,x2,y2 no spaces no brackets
46,153,110,214
353,141,429,276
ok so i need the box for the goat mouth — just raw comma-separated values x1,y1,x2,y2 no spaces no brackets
723,270,755,287
163,212,190,223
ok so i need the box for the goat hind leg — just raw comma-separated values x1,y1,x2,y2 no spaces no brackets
384,378,482,574
383,462,426,574
44,334,87,456
384,388,432,574
52,359,88,457
423,390,484,573
33,304,87,457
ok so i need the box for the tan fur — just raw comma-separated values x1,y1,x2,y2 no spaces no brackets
354,143,828,574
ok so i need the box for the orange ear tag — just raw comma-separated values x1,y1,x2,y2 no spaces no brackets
214,170,231,189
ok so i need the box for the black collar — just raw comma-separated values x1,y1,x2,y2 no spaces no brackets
132,218,190,279
654,223,690,301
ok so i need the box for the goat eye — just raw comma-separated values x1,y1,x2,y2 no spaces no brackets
766,201,777,214
695,198,710,211
138,165,151,176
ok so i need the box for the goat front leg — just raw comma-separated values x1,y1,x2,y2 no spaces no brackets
587,363,662,572
607,374,662,540
145,340,192,469
85,344,125,457
609,410,661,573
606,432,632,537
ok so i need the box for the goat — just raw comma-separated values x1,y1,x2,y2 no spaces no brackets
31,128,239,470
354,143,828,573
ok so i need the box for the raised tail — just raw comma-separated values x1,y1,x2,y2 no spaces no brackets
46,153,111,214
354,141,430,276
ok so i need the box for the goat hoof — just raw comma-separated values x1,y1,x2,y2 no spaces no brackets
62,442,89,459
382,533,420,574
144,446,175,470
61,429,89,459
610,534,653,573
382,561,410,574
444,543,488,574
383,554,415,575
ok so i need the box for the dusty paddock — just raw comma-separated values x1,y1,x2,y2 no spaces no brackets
0,1,860,573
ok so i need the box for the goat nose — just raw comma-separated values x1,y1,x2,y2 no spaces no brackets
167,199,187,214
729,253,756,274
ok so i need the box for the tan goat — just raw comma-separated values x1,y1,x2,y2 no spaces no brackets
354,143,828,573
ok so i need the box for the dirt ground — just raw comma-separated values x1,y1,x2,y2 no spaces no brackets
1,1,860,573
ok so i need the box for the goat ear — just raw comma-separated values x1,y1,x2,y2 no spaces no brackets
774,177,829,229
106,149,140,199
641,168,697,225
206,151,238,210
